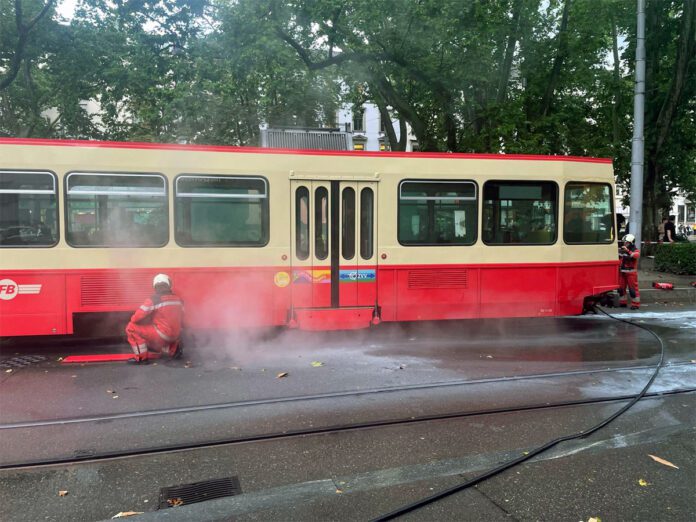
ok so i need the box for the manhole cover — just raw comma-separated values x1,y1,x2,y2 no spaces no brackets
158,476,241,509
0,355,46,370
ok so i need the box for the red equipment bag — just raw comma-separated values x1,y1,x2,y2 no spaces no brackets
652,282,674,290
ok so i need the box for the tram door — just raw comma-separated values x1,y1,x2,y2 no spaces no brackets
291,179,378,310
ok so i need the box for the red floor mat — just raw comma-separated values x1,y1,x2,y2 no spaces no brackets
62,354,133,363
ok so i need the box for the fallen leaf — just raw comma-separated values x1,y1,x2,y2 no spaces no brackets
58,490,68,497
167,498,184,507
485,355,493,359
111,512,144,519
58,357,63,362
276,372,288,378
107,389,115,394
638,479,650,486
5,369,12,373
112,395,119,399
588,518,601,522
310,361,324,367
648,454,679,469
522,451,529,456
335,488,343,494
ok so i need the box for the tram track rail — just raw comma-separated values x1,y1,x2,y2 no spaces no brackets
1,384,694,471
1,360,692,430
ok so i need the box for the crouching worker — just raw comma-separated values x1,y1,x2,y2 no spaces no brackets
126,274,184,363
618,234,640,310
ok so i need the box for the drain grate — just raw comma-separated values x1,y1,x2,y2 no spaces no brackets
158,476,242,509
0,355,46,370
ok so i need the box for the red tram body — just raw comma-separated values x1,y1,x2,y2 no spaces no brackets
0,139,619,336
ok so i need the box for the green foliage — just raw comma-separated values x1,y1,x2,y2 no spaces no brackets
654,242,696,275
0,0,693,227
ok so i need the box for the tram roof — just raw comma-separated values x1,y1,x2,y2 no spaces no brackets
0,138,612,164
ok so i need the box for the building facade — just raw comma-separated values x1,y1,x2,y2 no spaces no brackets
336,103,417,152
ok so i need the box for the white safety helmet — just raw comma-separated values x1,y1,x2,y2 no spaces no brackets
622,234,635,244
153,273,171,288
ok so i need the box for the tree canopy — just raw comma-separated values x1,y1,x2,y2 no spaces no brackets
0,0,694,238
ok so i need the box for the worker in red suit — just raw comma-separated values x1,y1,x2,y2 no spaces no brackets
618,234,640,309
126,274,184,363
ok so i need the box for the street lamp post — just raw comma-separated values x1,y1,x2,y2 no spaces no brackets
629,0,646,246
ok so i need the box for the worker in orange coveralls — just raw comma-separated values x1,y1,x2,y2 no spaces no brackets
618,234,640,310
126,274,184,363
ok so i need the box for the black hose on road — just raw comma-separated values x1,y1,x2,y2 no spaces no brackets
370,306,668,522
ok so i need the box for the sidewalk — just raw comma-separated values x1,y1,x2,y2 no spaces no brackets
637,256,696,304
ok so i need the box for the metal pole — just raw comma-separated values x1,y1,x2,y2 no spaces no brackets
629,0,645,246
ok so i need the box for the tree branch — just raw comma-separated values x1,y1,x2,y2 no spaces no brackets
0,0,56,91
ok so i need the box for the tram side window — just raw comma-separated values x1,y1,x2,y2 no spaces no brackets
66,173,168,247
175,175,268,247
398,181,477,245
482,181,557,245
0,170,58,247
564,183,614,244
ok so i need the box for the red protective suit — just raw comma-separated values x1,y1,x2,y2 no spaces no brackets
618,244,640,309
126,291,184,361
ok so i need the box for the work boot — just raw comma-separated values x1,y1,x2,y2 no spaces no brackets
172,342,183,359
127,357,149,365
630,305,640,310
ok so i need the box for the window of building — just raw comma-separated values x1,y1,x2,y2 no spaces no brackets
0,170,58,247
352,107,365,132
175,175,268,247
66,172,168,247
563,183,614,244
483,181,557,245
398,181,477,245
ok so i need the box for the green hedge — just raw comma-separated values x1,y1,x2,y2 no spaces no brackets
654,242,696,275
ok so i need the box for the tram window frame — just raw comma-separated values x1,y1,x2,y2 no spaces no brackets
314,186,329,261
174,174,269,248
342,187,356,260
397,179,478,246
360,187,374,260
563,182,616,245
65,171,169,248
295,186,309,260
482,180,558,246
0,169,59,248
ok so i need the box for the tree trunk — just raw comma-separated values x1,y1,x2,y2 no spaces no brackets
654,0,696,157
374,99,401,151
540,0,571,118
496,0,524,105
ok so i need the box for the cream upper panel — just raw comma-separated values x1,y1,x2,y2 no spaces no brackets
1,143,615,269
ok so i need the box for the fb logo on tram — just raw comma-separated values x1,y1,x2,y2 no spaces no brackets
0,279,42,301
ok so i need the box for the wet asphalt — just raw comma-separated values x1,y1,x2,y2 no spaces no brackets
0,304,694,521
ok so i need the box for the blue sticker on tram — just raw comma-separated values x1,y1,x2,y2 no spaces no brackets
339,269,376,283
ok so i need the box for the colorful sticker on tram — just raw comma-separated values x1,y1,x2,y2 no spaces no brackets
273,272,291,288
339,269,376,283
292,270,332,284
0,279,42,301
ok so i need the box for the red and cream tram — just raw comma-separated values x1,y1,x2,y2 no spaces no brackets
0,138,619,336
